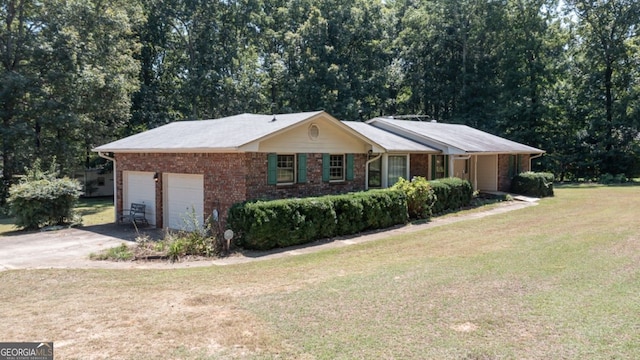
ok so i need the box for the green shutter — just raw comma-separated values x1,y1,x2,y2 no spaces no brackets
516,154,521,174
444,155,449,177
267,153,277,184
322,153,330,182
431,155,436,179
297,154,307,183
346,154,354,181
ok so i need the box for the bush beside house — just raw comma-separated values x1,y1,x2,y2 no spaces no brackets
227,190,408,250
8,161,83,230
392,177,437,219
510,172,554,198
228,178,474,251
429,178,474,215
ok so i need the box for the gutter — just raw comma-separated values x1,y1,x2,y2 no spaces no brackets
365,152,383,190
529,153,544,170
97,151,117,222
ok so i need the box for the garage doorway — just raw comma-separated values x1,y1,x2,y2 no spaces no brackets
123,171,156,226
163,173,204,231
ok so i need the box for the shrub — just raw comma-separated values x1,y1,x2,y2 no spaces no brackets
392,177,436,219
429,178,474,214
510,172,554,197
227,189,408,251
89,243,133,261
599,173,628,184
8,160,82,230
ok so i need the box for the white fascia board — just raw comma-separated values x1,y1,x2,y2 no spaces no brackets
93,148,243,153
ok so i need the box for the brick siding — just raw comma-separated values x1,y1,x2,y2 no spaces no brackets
116,152,367,228
497,154,532,192
409,154,430,179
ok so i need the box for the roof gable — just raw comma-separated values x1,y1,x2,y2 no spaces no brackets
94,111,325,153
342,121,439,153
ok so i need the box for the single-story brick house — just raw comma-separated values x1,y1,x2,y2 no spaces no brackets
94,111,544,229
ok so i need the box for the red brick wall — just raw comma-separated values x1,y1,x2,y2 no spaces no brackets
410,154,430,179
116,153,248,227
497,154,532,192
115,152,367,227
245,153,367,200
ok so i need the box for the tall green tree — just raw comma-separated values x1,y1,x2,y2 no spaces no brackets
395,0,506,127
0,0,142,203
0,0,40,200
566,0,640,177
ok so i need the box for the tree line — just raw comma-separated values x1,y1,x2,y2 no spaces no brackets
1,0,639,202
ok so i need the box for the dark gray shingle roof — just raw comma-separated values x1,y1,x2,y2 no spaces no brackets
94,112,324,152
342,121,438,153
368,118,544,154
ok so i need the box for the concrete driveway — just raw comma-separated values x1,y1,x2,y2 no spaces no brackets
0,224,163,271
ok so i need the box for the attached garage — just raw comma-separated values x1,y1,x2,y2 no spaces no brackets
123,171,156,226
163,173,204,231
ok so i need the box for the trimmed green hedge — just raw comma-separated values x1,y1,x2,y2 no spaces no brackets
227,189,408,250
429,178,474,214
510,172,554,197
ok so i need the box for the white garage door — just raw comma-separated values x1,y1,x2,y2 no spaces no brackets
123,171,156,225
165,173,204,231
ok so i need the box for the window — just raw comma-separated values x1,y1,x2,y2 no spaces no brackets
329,154,344,181
388,155,407,186
432,155,447,179
368,157,382,188
277,154,295,183
268,153,305,185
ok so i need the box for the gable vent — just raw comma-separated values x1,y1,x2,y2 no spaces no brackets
308,124,320,140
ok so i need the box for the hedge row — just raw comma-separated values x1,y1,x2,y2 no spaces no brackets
429,178,474,214
226,189,408,250
510,172,554,197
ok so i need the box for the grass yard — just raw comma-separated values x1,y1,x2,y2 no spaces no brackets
1,185,639,359
0,196,114,235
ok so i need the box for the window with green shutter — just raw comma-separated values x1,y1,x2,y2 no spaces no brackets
323,154,345,182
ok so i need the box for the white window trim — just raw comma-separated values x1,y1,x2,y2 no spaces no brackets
386,153,409,187
329,154,345,182
277,154,296,185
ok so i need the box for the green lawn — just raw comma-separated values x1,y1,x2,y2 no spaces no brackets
0,196,114,235
1,186,639,359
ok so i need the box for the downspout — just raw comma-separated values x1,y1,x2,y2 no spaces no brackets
365,152,382,190
474,155,478,190
529,153,543,171
97,151,117,222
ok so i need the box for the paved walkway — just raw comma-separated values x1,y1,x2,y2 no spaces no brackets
0,201,537,271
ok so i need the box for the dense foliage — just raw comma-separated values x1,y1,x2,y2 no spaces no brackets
510,172,555,198
1,0,639,204
227,190,408,250
392,177,437,219
429,178,475,215
8,160,82,229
